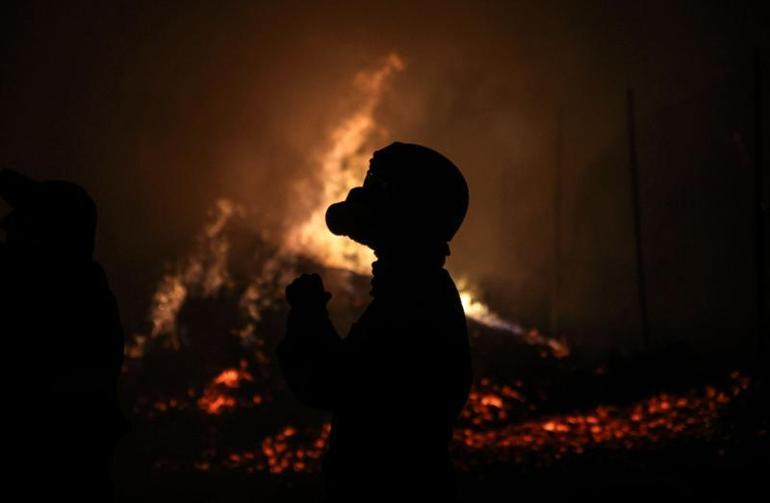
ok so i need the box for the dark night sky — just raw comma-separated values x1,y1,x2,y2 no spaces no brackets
1,1,767,358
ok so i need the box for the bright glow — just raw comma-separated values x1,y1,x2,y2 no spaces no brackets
140,53,567,360
282,53,404,273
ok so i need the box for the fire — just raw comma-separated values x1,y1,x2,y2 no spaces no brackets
154,372,751,474
214,369,249,388
197,360,257,415
137,52,565,360
276,52,566,356
257,424,330,474
453,372,753,469
126,55,763,484
281,53,403,273
187,424,332,475
458,280,569,357
144,199,242,351
197,394,236,415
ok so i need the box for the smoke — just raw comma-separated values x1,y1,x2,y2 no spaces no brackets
1,0,763,356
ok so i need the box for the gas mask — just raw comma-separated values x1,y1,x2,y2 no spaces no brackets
324,142,468,256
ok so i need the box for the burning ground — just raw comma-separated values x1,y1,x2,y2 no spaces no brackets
117,193,767,502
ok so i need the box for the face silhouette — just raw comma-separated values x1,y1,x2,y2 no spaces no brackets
325,152,398,250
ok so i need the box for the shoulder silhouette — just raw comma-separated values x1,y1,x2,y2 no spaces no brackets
0,169,125,501
278,143,472,502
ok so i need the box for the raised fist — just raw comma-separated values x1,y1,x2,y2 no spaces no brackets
285,273,332,311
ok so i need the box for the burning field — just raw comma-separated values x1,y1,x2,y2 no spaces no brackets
116,55,768,501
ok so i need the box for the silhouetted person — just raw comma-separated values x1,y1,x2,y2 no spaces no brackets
277,143,472,502
0,169,125,501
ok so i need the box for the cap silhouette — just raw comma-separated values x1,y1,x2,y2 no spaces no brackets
0,169,97,257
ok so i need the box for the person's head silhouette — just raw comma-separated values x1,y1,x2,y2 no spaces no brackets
0,169,97,259
325,142,468,259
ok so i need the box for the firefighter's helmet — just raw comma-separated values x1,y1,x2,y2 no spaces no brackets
326,142,468,252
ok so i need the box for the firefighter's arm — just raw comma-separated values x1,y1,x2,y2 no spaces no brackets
277,274,342,411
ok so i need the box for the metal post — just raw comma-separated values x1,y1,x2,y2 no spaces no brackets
753,49,767,362
551,107,564,336
627,89,650,349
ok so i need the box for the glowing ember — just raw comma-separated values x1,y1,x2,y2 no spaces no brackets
197,360,257,415
214,369,249,388
453,371,752,469
197,394,237,415
146,372,752,474
187,424,332,475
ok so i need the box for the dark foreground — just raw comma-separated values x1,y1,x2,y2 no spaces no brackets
114,432,767,503
113,348,768,502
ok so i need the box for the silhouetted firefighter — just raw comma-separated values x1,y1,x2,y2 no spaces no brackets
278,143,472,502
0,169,125,501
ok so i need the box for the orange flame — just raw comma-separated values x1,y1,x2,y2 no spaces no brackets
144,199,241,351
281,53,404,273
198,361,256,415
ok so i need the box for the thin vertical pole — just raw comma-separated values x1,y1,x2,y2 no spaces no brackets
500,165,507,258
753,48,767,361
551,107,564,335
627,89,650,349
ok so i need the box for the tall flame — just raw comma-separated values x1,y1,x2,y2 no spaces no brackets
141,53,567,359
277,53,566,356
282,53,404,273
